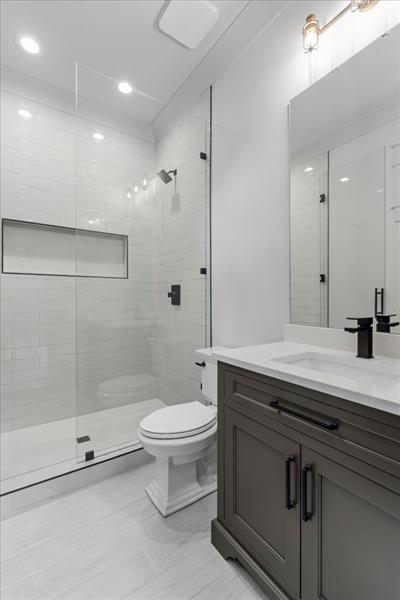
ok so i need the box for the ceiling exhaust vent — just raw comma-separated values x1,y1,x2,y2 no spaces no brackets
157,1,219,49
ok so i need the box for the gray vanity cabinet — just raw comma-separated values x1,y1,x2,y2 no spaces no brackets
223,406,301,596
213,362,400,600
301,447,400,600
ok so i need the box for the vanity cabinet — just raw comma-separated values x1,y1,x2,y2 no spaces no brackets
301,447,400,600
223,407,301,595
212,363,400,600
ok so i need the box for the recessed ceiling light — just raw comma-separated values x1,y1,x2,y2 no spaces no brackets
117,81,133,95
340,177,350,182
17,35,40,54
93,132,104,141
304,166,314,173
18,109,32,119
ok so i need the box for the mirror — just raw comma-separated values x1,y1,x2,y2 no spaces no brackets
289,24,400,332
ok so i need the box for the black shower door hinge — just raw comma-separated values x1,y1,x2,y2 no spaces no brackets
319,193,326,203
85,450,95,461
320,274,326,283
200,152,207,160
200,267,207,275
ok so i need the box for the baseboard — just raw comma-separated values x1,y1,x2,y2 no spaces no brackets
211,519,291,600
1,449,153,520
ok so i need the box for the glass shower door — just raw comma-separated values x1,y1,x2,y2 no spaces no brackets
75,66,210,463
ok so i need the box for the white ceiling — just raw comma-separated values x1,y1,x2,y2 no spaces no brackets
0,0,287,139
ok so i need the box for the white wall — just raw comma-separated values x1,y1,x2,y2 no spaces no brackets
211,0,400,348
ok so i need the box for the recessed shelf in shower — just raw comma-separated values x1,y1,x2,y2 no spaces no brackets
2,219,128,278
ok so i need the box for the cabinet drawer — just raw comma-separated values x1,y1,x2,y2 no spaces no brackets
220,363,400,477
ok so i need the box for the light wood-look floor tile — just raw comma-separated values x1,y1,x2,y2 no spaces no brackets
1,457,269,600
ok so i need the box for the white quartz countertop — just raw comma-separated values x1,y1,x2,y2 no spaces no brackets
206,342,400,416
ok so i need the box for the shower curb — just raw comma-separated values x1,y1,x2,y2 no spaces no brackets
1,449,153,520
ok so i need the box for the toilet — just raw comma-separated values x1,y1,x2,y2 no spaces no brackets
138,347,224,517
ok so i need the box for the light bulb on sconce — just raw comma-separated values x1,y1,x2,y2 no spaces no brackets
142,176,148,190
126,190,132,199
133,185,140,194
351,0,379,11
303,1,379,54
303,14,319,53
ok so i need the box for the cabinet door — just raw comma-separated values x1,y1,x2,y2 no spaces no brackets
223,406,301,596
301,447,400,600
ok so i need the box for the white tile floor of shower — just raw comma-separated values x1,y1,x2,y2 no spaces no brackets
0,459,268,600
1,399,165,494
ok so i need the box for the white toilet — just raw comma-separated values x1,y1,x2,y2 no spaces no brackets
138,347,224,517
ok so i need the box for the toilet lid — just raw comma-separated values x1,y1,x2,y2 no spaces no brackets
140,401,216,440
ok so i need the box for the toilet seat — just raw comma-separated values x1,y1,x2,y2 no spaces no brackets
140,401,216,440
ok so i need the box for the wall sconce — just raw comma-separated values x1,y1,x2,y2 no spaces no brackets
303,0,379,53
303,14,320,52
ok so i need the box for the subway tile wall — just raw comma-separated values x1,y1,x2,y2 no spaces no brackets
290,154,328,327
1,89,210,434
1,91,156,432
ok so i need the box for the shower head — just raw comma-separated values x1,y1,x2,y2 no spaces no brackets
157,169,177,184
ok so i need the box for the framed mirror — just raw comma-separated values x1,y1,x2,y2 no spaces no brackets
289,24,400,333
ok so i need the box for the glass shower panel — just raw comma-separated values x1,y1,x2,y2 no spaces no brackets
75,65,210,462
329,139,385,329
152,90,211,407
0,76,77,492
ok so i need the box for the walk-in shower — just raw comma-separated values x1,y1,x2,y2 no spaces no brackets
0,57,211,494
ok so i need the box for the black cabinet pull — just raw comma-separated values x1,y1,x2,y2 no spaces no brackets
269,399,339,432
285,456,296,510
302,464,313,522
195,361,206,367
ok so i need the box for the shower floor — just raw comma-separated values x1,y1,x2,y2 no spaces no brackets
0,398,165,495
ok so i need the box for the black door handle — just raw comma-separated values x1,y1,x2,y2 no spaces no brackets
195,361,206,367
269,399,339,431
302,464,313,522
285,456,296,510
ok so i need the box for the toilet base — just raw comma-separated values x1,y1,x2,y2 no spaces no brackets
145,455,217,517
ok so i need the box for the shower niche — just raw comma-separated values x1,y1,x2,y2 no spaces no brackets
2,219,128,278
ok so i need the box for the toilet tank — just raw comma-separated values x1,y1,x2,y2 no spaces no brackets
196,347,228,405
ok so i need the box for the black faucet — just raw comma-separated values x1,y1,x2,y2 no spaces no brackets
344,317,374,359
376,314,399,333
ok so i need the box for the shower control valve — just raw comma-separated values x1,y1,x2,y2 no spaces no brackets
167,284,181,306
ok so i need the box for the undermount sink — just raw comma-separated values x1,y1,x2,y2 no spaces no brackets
272,352,400,388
